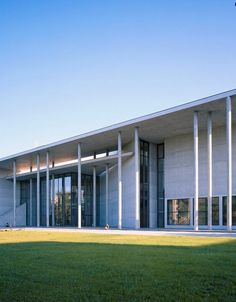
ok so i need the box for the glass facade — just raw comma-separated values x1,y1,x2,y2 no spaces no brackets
223,196,236,226
20,172,97,227
157,144,165,228
167,199,190,225
140,140,149,228
53,175,75,226
40,178,47,226
81,174,93,227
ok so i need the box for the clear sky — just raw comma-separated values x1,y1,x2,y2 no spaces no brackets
0,0,236,157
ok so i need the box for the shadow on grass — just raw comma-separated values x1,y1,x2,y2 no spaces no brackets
0,239,236,302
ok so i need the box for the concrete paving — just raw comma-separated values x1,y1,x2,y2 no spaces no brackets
1,227,236,238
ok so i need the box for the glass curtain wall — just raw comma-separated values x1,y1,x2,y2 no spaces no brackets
157,144,165,228
52,173,94,227
20,172,96,227
40,178,46,226
140,140,149,228
81,174,93,227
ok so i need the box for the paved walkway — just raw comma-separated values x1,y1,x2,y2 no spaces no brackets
1,227,236,238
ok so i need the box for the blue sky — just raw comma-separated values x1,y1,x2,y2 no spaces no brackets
0,0,235,157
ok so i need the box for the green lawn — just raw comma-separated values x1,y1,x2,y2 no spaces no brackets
0,231,236,301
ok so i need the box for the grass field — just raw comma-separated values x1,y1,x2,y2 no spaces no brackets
0,231,236,302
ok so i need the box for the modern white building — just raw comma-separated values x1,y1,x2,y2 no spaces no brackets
0,89,236,231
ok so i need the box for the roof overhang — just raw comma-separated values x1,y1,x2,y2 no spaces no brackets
1,89,236,175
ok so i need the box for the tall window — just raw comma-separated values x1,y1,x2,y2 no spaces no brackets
54,176,63,226
140,140,149,228
157,144,165,228
223,196,236,225
81,174,93,227
167,199,190,225
199,198,207,225
212,197,219,225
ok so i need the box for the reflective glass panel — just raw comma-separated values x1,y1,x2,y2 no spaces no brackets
167,199,190,225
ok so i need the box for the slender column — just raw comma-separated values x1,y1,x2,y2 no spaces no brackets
29,178,33,226
36,154,40,227
46,151,50,227
78,143,82,228
226,96,232,231
207,112,213,230
52,174,55,226
13,160,16,227
134,127,140,229
194,111,199,231
93,166,96,227
105,164,109,225
118,131,122,229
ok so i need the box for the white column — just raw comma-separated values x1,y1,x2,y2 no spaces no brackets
226,96,232,231
93,166,96,227
78,143,82,228
135,127,140,229
37,153,40,227
13,160,16,227
52,174,55,227
207,112,212,230
105,164,109,225
29,178,33,226
118,131,122,229
46,151,50,227
194,111,199,231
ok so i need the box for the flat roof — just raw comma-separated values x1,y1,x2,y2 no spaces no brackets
1,88,236,173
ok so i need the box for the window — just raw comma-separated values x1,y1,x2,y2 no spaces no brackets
194,197,219,226
167,199,190,225
140,140,149,228
223,196,236,226
157,144,165,228
212,197,219,225
199,198,207,225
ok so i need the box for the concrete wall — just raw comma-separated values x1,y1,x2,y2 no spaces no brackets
99,140,136,228
99,164,117,227
0,179,25,226
0,203,26,227
0,178,13,219
165,125,236,200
